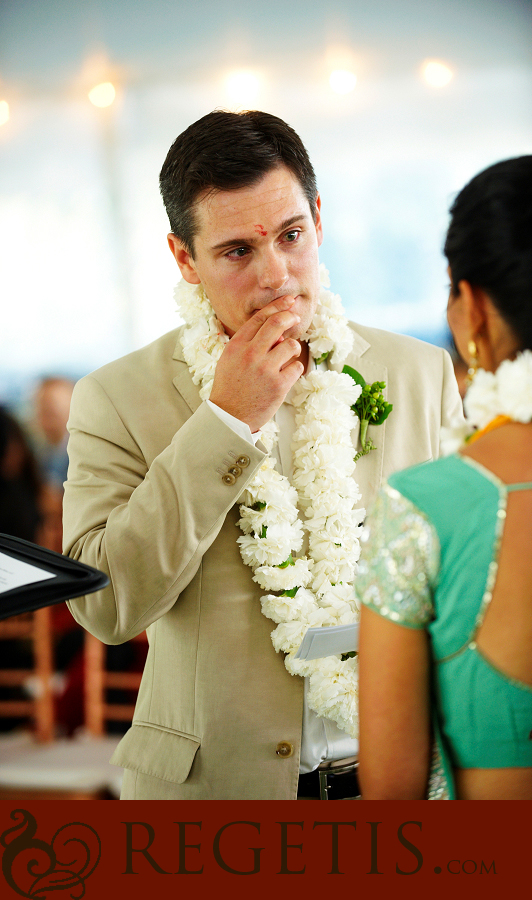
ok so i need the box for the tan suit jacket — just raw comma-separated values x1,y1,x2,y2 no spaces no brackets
63,322,462,799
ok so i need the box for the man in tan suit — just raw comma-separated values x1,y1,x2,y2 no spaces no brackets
63,111,462,800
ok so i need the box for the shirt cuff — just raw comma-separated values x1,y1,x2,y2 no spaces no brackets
206,400,259,446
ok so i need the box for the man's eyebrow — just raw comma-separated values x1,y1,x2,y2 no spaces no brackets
210,214,309,252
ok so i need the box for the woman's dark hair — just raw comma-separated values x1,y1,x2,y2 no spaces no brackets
159,110,318,256
444,155,532,350
0,406,42,541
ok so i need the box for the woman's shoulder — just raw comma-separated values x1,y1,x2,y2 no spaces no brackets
389,454,465,491
388,454,497,519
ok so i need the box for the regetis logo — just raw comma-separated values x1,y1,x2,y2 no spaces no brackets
1,809,101,898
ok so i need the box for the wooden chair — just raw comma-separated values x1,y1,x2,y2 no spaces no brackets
0,607,55,742
0,626,146,800
84,630,147,736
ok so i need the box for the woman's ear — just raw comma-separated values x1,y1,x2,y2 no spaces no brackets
456,280,487,340
458,280,505,372
167,234,201,285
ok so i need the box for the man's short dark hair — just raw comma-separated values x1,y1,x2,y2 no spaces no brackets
159,110,318,256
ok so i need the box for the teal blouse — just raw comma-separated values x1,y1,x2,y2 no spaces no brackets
357,454,532,797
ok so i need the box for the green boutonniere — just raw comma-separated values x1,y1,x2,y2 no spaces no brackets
343,365,393,461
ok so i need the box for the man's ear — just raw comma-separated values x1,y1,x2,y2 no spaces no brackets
167,234,201,285
314,193,323,248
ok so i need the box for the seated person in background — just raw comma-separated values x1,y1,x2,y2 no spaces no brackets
0,406,54,731
357,156,532,800
30,377,79,703
31,376,74,494
0,405,42,543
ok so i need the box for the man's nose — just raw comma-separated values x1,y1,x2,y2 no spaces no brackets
256,248,289,292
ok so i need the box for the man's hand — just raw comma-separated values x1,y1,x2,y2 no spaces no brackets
209,296,304,433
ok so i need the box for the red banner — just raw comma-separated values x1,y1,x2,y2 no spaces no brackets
0,800,526,898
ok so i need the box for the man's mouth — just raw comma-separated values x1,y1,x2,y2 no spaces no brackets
252,293,302,312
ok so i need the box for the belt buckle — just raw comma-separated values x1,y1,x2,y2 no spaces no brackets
317,756,359,800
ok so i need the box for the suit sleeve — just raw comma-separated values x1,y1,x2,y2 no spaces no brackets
63,374,266,643
439,347,464,437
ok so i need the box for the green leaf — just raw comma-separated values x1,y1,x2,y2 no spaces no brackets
251,500,267,511
281,587,299,597
373,402,393,425
260,525,268,539
342,364,366,387
278,553,295,569
341,651,358,661
314,351,330,364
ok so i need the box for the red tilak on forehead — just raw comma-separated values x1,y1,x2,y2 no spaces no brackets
254,224,267,236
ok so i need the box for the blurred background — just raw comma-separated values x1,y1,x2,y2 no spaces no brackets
1,0,531,411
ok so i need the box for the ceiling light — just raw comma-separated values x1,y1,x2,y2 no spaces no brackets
0,100,9,126
88,82,116,108
421,60,453,88
329,69,357,95
224,70,260,107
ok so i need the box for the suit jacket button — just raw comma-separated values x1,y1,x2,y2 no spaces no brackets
222,473,236,485
237,455,250,468
228,465,242,478
275,741,294,758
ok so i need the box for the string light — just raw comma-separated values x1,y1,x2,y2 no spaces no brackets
88,81,116,108
224,70,260,107
0,100,9,126
329,69,357,95
421,60,453,88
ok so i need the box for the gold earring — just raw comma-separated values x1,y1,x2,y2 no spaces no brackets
466,339,478,386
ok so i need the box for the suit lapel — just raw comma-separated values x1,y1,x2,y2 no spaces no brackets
172,334,202,414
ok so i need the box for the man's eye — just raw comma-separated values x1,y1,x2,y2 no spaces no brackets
226,247,248,259
284,230,300,243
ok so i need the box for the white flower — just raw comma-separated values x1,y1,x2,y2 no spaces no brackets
260,586,317,624
257,419,279,453
284,656,311,678
443,350,532,452
176,265,364,737
463,368,499,429
253,558,312,592
307,656,359,737
292,370,361,410
495,350,532,422
303,269,355,368
311,558,356,591
174,278,213,324
440,418,471,456
237,519,302,567
319,263,331,288
271,621,309,654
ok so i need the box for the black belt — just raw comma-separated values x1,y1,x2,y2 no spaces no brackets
298,759,360,800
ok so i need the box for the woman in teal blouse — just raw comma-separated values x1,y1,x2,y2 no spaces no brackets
357,156,532,800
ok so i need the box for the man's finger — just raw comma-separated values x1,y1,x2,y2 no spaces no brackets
252,309,301,355
270,337,302,370
234,295,296,343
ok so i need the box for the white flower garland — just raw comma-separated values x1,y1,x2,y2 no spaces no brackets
176,266,365,737
441,350,532,454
